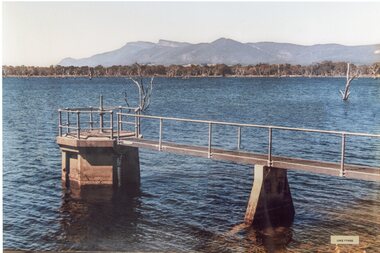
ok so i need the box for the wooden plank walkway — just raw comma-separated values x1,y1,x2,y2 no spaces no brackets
119,138,380,182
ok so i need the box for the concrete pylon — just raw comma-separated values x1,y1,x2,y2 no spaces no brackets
113,145,140,190
245,165,295,227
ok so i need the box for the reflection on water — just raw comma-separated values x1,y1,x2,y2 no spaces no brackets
246,226,293,252
59,184,296,252
59,186,143,251
226,223,293,253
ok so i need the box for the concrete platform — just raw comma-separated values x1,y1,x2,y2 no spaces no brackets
57,131,140,188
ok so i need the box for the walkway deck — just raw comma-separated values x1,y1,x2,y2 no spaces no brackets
119,138,380,182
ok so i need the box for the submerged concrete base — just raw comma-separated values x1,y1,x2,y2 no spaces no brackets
245,165,295,227
57,137,140,190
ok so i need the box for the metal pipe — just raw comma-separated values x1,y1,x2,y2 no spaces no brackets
99,112,104,133
66,110,70,134
340,133,346,177
58,110,62,136
119,121,136,125
137,109,141,136
76,111,80,139
99,95,104,133
159,118,163,151
59,109,129,113
119,107,123,131
110,111,114,139
117,113,120,141
99,95,103,110
135,113,138,137
268,127,273,167
237,126,241,150
119,113,380,138
208,122,212,158
82,106,139,111
59,106,139,112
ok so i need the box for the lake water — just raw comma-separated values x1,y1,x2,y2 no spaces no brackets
3,77,380,252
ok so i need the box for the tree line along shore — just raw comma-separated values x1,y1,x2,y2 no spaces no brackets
3,61,380,78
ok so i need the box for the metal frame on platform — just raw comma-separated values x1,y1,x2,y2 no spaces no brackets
116,113,380,178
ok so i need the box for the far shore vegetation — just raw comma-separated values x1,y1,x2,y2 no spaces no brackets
2,61,380,78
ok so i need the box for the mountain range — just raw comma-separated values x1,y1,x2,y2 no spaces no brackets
59,38,380,67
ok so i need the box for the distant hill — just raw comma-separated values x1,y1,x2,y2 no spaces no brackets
58,38,380,67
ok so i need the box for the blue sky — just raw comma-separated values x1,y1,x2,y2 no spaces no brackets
3,1,380,66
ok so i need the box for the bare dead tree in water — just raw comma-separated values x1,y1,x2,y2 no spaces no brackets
123,65,155,138
128,76,154,112
124,64,155,112
340,63,358,101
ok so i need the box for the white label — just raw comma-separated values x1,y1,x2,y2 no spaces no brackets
331,235,359,245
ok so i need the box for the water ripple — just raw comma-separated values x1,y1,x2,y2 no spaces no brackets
3,77,380,252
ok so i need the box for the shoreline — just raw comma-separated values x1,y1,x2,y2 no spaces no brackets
2,74,379,79
4,62,379,79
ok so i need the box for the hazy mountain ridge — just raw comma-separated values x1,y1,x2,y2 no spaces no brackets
58,38,380,66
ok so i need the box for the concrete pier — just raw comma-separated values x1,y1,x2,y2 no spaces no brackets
57,136,140,190
244,165,295,227
56,103,379,230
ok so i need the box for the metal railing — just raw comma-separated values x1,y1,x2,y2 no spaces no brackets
116,113,380,177
58,106,140,140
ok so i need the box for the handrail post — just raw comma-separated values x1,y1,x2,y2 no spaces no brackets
268,127,273,167
208,122,212,158
119,106,123,131
117,113,120,141
66,109,70,134
99,111,104,133
99,95,103,109
99,95,104,133
159,118,163,151
137,108,141,136
340,133,346,177
76,111,80,139
58,110,62,136
110,111,114,139
135,113,138,137
89,107,93,131
237,126,241,150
